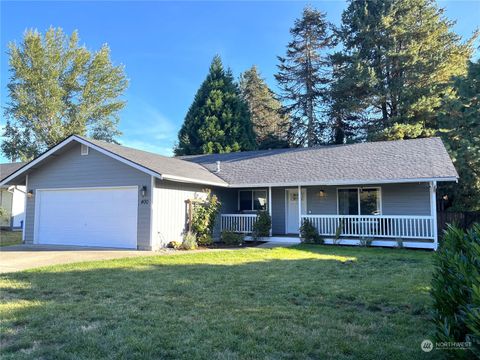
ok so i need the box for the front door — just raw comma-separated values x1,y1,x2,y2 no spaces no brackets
286,189,306,234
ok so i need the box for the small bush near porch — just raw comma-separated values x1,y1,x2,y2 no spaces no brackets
1,246,438,359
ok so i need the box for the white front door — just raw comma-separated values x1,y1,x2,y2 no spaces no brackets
35,187,138,248
286,189,306,234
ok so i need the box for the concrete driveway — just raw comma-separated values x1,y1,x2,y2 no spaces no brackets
0,244,162,273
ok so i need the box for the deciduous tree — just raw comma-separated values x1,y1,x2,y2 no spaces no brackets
2,28,128,161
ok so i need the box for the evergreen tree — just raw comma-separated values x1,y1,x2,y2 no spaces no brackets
174,56,256,155
338,0,476,139
326,52,367,144
239,66,289,148
2,28,128,161
275,6,334,147
439,60,480,211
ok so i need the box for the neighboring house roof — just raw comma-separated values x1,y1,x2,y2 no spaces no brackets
0,162,26,183
181,137,458,186
0,135,458,188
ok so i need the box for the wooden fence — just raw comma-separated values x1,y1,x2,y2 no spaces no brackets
437,211,480,235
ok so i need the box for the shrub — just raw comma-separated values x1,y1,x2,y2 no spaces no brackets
191,189,220,245
0,206,7,219
167,241,182,249
181,232,198,250
252,211,271,241
359,237,373,247
333,220,343,245
300,219,324,244
197,234,213,246
431,224,480,358
221,230,244,246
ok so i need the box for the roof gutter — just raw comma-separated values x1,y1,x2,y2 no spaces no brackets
226,176,458,188
162,173,229,187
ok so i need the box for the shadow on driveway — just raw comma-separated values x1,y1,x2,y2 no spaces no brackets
0,244,164,273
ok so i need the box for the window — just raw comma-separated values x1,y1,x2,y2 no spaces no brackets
338,189,358,215
81,144,89,156
239,191,252,211
338,188,381,215
239,190,267,211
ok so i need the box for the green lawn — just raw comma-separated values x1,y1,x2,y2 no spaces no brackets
0,245,439,359
0,231,22,247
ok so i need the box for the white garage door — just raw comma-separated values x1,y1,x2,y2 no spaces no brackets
35,187,138,248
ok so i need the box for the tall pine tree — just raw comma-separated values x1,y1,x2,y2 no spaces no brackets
338,0,476,139
174,56,256,155
275,6,334,147
326,52,367,144
239,66,289,148
439,60,480,211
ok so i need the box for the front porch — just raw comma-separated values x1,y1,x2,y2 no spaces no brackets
218,183,438,250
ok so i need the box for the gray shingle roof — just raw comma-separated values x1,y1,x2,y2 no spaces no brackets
181,137,458,186
79,137,228,186
0,162,26,182
0,136,458,188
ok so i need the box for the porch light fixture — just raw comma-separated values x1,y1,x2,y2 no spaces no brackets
317,190,326,198
141,186,147,198
27,190,34,198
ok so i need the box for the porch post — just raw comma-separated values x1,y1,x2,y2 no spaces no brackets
430,181,438,250
268,186,272,236
298,185,302,235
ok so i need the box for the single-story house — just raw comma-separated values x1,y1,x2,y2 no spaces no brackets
0,135,458,250
0,162,26,230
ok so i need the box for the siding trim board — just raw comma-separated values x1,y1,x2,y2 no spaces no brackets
23,175,28,241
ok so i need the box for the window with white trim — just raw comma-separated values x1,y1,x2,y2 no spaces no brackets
81,144,89,156
239,190,267,211
338,188,381,215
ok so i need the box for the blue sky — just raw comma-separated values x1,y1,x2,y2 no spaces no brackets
0,1,478,162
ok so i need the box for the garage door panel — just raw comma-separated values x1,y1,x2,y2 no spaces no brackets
36,187,138,248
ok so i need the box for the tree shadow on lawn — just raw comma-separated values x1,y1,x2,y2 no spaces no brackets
0,248,437,360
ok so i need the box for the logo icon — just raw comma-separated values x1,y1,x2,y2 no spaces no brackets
421,339,433,352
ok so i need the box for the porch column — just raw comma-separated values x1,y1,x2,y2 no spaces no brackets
430,181,438,250
268,186,272,236
298,185,302,235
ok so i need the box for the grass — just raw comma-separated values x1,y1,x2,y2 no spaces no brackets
0,231,22,247
0,245,439,359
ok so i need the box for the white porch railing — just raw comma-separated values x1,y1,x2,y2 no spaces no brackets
221,214,257,233
302,215,434,240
